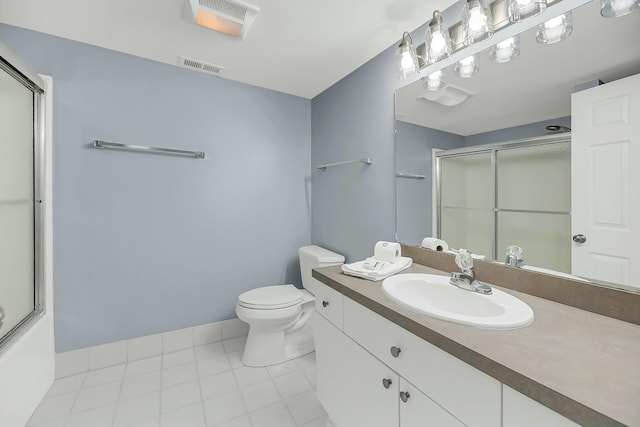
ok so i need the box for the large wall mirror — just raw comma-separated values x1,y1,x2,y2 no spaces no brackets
394,0,640,291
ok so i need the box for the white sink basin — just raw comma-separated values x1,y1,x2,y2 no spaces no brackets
381,273,534,329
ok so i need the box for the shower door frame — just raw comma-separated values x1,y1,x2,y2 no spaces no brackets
434,134,572,261
0,54,46,351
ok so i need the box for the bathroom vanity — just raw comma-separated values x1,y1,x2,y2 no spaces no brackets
311,250,640,427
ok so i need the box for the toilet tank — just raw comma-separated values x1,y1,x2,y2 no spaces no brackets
299,245,344,295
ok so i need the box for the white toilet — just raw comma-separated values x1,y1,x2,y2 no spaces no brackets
236,245,344,367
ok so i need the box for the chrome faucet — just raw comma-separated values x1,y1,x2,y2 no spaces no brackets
505,245,524,268
450,250,492,295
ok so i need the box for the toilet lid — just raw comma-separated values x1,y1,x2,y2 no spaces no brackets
238,285,304,309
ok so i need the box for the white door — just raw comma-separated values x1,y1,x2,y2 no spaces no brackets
571,73,640,289
313,313,399,427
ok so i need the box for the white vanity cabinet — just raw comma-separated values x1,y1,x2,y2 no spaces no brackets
502,386,581,427
343,298,502,427
313,280,483,427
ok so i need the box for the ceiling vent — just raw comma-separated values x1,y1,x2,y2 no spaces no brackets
419,85,475,107
184,0,259,39
178,56,224,75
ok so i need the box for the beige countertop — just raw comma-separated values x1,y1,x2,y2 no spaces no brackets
313,263,640,427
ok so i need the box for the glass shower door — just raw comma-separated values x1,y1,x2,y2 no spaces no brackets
439,151,494,257
0,63,37,344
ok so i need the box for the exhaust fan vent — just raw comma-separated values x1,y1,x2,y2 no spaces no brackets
184,0,259,39
178,56,224,75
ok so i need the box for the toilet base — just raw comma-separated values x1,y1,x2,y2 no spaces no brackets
241,323,314,367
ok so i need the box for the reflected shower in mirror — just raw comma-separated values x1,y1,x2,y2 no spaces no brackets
394,0,640,290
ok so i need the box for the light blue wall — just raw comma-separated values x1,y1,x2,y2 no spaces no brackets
395,122,464,246
0,25,312,352
310,44,401,262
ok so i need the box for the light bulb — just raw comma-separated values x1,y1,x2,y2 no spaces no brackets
425,70,445,91
425,10,452,63
601,0,639,16
536,12,572,44
454,54,479,78
396,32,419,80
430,32,446,55
489,36,520,63
508,0,547,21
462,0,494,45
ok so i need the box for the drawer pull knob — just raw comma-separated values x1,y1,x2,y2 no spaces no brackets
390,346,401,357
322,300,329,308
382,378,392,389
400,391,411,403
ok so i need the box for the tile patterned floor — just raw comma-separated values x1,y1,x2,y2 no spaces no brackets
27,337,327,427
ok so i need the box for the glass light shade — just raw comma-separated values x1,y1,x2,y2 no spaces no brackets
396,32,420,80
508,0,547,22
425,11,453,64
536,12,573,44
462,0,494,46
424,70,445,91
601,0,639,17
489,35,520,63
454,54,479,78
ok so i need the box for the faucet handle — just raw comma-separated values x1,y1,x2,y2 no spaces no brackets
455,250,474,273
506,245,523,259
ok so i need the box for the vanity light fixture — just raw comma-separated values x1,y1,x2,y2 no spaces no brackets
397,32,420,80
424,70,446,91
462,0,495,45
489,35,520,63
508,0,548,22
425,11,453,63
454,54,480,78
600,0,639,16
536,11,573,44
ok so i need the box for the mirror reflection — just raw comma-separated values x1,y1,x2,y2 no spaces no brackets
394,0,640,290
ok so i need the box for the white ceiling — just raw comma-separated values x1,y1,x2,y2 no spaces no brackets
0,0,453,99
395,0,640,135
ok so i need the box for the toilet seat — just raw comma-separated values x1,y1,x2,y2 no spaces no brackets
238,284,303,310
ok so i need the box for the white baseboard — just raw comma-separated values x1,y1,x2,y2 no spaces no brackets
55,318,248,378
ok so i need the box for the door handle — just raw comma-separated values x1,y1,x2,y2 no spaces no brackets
572,234,587,243
382,378,393,389
400,391,410,402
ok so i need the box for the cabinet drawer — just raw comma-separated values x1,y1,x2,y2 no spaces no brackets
313,281,344,330
343,298,501,427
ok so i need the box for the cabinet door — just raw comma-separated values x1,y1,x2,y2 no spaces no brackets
503,385,580,427
313,313,399,427
399,379,465,427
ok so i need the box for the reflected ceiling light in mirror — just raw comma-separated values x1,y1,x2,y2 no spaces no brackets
508,0,547,22
454,54,480,78
489,35,521,63
462,0,495,45
424,70,446,91
600,0,639,16
536,11,573,44
397,32,420,80
425,11,453,63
